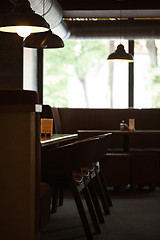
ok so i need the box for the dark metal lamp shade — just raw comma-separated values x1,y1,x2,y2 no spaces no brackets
107,44,134,62
23,30,64,49
0,0,50,37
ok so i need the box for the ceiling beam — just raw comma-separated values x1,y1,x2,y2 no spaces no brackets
66,20,160,39
58,0,160,10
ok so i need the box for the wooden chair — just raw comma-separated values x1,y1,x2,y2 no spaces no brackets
41,137,102,240
81,133,113,219
92,133,113,208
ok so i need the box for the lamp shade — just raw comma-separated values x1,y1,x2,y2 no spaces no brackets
107,44,134,62
0,0,50,37
23,30,64,49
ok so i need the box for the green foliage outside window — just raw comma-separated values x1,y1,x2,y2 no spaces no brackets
43,40,107,107
44,39,160,108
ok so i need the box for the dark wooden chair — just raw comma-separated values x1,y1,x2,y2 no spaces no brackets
92,133,113,208
81,133,113,220
41,137,102,240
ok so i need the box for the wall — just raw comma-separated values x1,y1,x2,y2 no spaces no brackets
0,32,38,91
0,32,23,89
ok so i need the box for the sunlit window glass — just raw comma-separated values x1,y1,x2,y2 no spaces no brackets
43,39,128,108
134,40,160,108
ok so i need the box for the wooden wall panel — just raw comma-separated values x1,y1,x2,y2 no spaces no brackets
0,32,23,89
0,111,36,240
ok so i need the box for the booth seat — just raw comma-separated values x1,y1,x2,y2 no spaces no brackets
51,107,160,190
52,107,160,150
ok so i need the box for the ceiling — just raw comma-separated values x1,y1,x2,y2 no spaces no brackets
1,0,160,40
58,0,160,10
58,0,160,18
2,0,160,21
0,0,14,17
58,0,160,39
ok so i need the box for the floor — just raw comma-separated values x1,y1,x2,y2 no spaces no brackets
40,187,160,240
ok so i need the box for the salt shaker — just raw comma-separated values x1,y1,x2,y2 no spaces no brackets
120,120,126,131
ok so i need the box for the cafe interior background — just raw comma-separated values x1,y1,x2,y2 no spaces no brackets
1,0,160,109
1,1,160,240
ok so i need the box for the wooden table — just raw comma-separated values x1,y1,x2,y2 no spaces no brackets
78,130,160,152
40,133,78,147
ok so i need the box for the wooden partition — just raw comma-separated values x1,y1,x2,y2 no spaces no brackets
0,91,41,240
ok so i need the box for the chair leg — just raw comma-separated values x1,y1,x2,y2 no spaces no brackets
51,187,59,213
69,174,94,240
97,169,113,207
87,179,105,224
82,184,101,234
93,173,110,215
58,187,64,206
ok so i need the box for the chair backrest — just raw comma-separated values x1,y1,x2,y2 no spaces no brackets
90,133,112,163
41,137,99,182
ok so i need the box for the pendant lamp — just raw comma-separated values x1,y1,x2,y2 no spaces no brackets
107,6,134,63
107,44,134,62
0,0,50,38
23,30,64,49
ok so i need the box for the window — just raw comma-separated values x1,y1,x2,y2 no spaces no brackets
134,40,160,108
23,48,37,91
43,39,129,108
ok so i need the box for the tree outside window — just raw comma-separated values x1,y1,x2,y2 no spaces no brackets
43,39,160,108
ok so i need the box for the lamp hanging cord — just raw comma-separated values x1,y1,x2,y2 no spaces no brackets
120,8,123,44
42,0,53,17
